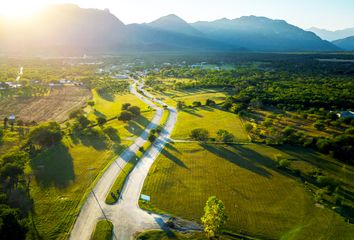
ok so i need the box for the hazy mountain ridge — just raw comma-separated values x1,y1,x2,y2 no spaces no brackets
333,36,354,50
0,5,341,54
308,27,354,41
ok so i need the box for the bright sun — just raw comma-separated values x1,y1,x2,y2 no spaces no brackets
0,1,45,19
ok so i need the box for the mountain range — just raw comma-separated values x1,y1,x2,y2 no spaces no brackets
0,4,345,55
308,27,354,41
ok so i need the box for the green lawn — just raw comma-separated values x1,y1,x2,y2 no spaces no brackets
90,220,113,240
172,106,249,142
28,91,155,239
140,142,354,240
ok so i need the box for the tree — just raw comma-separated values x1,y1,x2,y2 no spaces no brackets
28,122,63,148
0,205,27,239
3,117,8,129
118,111,133,122
244,123,253,132
127,106,141,116
192,101,202,107
122,103,131,110
177,101,185,109
77,115,91,129
97,116,107,126
190,128,209,141
216,129,235,143
314,120,326,131
201,196,227,238
87,100,95,107
206,99,216,106
148,132,157,142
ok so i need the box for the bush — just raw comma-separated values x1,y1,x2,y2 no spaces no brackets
148,133,157,142
190,128,209,141
87,100,95,107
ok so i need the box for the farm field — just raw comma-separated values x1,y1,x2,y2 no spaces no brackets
140,142,354,240
0,86,91,123
171,106,249,142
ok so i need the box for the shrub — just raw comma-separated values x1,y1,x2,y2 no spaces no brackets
97,117,107,126
216,129,235,143
244,123,253,132
314,120,326,131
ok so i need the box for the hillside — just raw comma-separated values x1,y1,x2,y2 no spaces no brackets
333,36,354,50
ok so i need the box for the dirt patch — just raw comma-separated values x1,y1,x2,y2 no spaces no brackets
0,86,91,123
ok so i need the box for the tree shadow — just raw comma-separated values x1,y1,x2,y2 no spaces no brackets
125,121,144,137
30,142,75,188
201,143,272,178
181,108,203,118
97,90,114,102
79,134,108,150
164,142,181,153
93,109,106,119
161,147,188,169
134,115,150,129
201,106,215,112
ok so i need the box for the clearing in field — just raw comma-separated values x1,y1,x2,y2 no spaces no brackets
141,142,354,240
0,86,91,123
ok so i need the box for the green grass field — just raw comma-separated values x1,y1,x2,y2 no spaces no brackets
147,87,231,108
140,142,354,240
28,91,155,239
172,106,249,142
90,220,113,240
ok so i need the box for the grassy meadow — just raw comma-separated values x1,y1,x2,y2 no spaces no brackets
172,106,249,142
140,142,354,240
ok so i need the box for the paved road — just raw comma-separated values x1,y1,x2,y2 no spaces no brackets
70,80,177,240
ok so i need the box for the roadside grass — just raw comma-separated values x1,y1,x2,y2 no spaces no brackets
28,135,128,240
105,140,152,204
172,107,249,142
106,108,170,204
136,230,246,240
140,142,354,240
90,220,113,240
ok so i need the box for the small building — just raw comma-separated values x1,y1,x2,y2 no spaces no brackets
338,111,354,119
8,114,16,124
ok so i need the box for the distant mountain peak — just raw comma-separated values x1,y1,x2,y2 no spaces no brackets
148,14,202,36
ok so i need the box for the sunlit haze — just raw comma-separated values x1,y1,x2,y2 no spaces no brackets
1,0,354,30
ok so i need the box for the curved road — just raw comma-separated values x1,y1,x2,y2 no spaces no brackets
70,80,177,240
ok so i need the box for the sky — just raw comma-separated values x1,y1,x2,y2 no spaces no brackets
1,0,354,30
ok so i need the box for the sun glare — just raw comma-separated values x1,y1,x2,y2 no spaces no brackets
0,1,44,19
